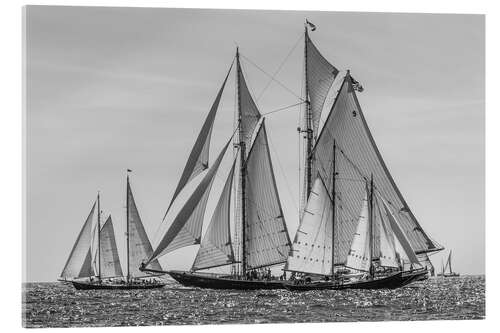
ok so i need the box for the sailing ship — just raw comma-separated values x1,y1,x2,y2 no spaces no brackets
59,174,165,290
438,251,460,277
140,22,443,290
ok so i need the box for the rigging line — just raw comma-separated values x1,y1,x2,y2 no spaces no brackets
261,101,306,116
240,54,305,103
256,33,304,101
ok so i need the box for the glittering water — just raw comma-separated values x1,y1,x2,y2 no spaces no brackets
22,276,484,327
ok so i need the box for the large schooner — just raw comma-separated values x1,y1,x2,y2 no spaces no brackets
59,174,165,290
141,22,443,290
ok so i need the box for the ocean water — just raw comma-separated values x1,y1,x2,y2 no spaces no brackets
23,276,484,328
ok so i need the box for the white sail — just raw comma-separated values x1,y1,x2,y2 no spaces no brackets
60,201,96,279
245,120,291,269
345,193,371,272
312,72,440,262
237,56,261,148
380,196,420,266
374,197,399,268
164,64,233,217
192,158,237,271
99,216,124,278
285,176,332,275
305,32,339,137
147,137,232,264
127,179,163,276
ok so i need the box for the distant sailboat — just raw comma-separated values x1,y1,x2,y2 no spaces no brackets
59,174,165,290
438,251,460,277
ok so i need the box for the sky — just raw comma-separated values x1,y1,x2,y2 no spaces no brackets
25,6,484,282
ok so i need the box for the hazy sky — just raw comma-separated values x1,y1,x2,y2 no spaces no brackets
25,6,484,282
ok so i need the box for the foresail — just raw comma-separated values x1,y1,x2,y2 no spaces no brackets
60,202,96,279
345,193,371,272
127,181,162,276
374,196,398,268
305,32,339,137
312,73,439,258
380,196,420,265
99,216,124,278
148,137,232,264
237,56,261,149
192,158,237,271
286,176,332,275
164,63,233,218
245,120,291,269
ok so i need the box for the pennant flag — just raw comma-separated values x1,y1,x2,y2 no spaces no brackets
351,76,364,92
306,19,317,31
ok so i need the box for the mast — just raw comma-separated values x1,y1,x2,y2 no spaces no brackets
97,192,101,280
304,25,313,201
236,47,247,278
369,174,374,278
126,171,130,282
331,140,336,277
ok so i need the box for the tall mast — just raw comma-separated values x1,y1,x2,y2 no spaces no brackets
126,171,130,282
236,47,247,278
97,192,101,280
369,174,374,278
304,26,314,201
331,140,336,278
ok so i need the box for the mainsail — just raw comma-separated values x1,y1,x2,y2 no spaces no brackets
305,31,339,137
164,63,234,217
127,180,162,277
286,176,333,276
345,192,372,272
147,137,232,264
99,216,123,278
192,158,237,271
60,202,96,279
312,72,440,264
244,120,291,269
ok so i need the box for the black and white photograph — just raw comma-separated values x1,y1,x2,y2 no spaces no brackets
20,3,486,329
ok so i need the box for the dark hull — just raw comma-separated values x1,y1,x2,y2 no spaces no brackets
168,271,287,290
285,269,428,291
71,281,166,290
438,273,460,277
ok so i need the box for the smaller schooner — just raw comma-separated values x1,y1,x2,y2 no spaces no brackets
438,251,460,277
59,173,165,290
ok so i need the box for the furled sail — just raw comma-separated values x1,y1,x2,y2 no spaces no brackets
380,195,420,265
164,63,234,218
285,176,333,276
60,202,96,279
99,216,124,278
237,56,261,148
147,137,232,264
345,193,372,272
305,32,339,137
312,72,439,262
245,120,291,269
192,158,237,271
127,179,163,276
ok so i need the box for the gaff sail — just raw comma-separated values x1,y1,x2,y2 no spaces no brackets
312,72,439,260
147,136,233,264
285,176,332,276
127,181,162,277
99,216,124,278
192,157,237,271
60,201,96,279
164,63,234,218
245,120,291,269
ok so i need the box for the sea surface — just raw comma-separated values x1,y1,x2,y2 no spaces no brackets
23,276,485,328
